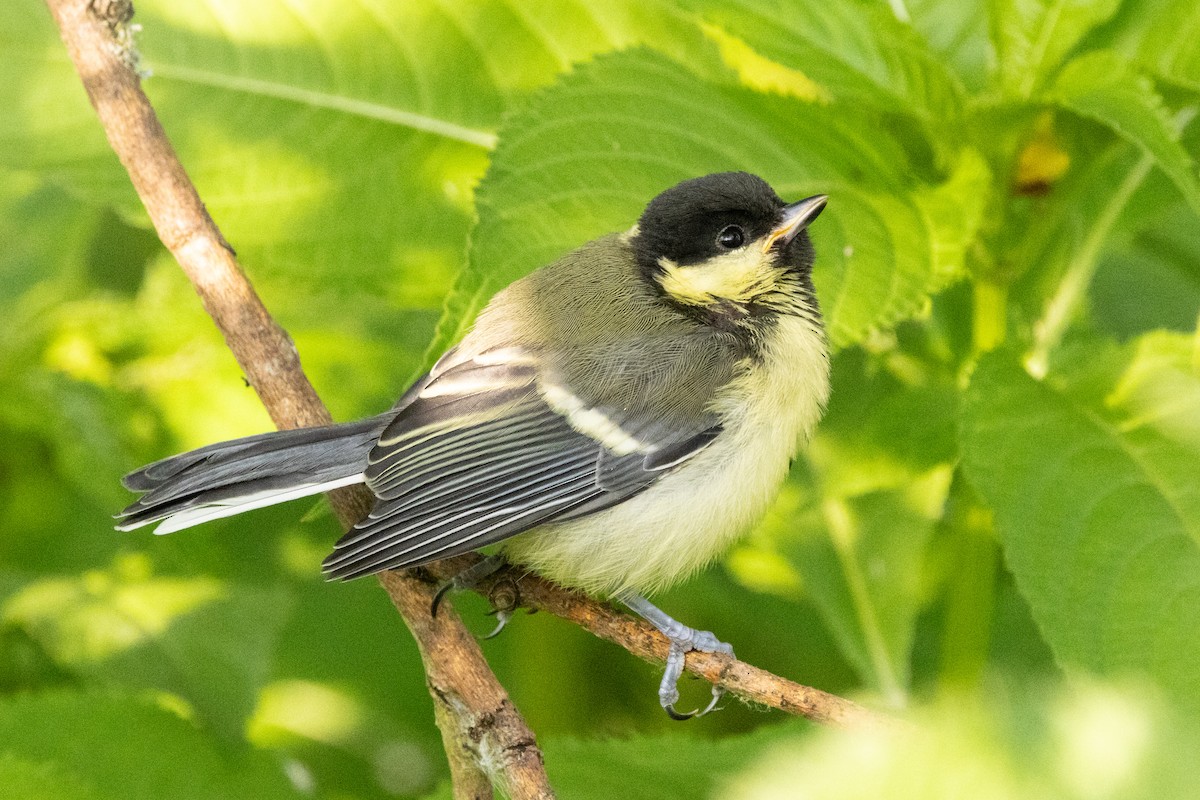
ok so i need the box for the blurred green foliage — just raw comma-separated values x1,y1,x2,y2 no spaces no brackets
1,0,1198,797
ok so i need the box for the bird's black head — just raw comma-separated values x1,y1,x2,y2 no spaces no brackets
633,172,784,271
629,172,826,318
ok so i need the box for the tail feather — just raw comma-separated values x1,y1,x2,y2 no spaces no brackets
117,415,391,533
148,474,365,534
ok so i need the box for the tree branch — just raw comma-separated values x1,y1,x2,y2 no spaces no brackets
46,0,892,786
43,1,550,797
423,556,888,729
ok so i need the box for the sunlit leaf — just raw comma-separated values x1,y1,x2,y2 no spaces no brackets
0,691,304,800
1091,0,1200,92
908,0,991,92
961,335,1200,711
0,0,710,315
0,754,102,800
989,0,1121,97
719,683,1200,800
3,558,293,740
433,50,989,357
689,0,966,128
1048,51,1200,215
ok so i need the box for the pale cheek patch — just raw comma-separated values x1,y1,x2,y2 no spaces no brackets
657,249,781,306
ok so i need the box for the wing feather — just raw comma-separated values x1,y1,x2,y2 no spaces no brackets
368,416,581,500
321,343,731,580
325,461,597,579
364,443,597,527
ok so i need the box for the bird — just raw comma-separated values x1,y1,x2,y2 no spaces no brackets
117,171,831,719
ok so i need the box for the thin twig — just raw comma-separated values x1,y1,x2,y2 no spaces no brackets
425,556,890,729
43,1,550,797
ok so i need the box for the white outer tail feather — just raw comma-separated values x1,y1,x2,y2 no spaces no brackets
119,474,366,535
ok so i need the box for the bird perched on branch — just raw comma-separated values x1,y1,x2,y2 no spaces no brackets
117,172,830,719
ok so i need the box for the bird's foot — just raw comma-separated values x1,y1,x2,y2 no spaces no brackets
619,593,734,720
479,574,520,639
430,555,514,640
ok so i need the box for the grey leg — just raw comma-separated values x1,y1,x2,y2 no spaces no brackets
618,592,734,720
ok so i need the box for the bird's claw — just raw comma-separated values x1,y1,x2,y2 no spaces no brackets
427,554,509,623
664,688,724,721
429,580,455,618
658,639,729,721
478,608,511,640
475,575,520,639
618,592,736,721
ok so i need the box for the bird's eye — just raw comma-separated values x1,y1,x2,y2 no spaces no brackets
716,225,745,250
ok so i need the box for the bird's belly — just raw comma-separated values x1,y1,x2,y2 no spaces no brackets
502,422,794,597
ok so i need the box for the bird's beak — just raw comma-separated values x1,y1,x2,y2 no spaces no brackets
762,194,828,252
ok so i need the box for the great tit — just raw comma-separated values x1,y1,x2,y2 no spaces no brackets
117,171,831,719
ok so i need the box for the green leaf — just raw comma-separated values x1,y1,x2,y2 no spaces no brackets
1090,0,1200,92
961,335,1200,712
989,0,1121,97
0,691,304,800
0,177,102,307
543,732,791,800
432,49,989,358
2,558,293,740
745,346,957,701
907,0,992,92
690,0,966,127
0,754,102,800
718,683,1200,800
0,0,710,314
1003,139,1144,316
1093,198,1200,338
1048,51,1200,215
775,473,950,705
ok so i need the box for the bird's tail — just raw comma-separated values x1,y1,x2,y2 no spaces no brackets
116,415,392,535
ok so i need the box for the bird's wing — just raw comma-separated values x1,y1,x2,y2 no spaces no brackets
321,339,735,580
